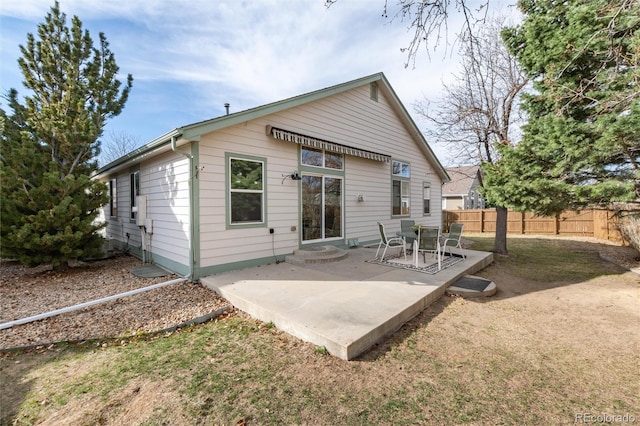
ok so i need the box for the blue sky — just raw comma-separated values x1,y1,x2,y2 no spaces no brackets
1,0,516,166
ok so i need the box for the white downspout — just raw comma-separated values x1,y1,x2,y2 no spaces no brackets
171,135,195,280
0,277,187,330
140,227,146,263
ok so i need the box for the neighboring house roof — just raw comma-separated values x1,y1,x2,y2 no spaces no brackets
443,165,482,197
95,72,449,182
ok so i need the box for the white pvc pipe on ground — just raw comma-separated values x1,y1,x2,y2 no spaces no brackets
0,277,187,330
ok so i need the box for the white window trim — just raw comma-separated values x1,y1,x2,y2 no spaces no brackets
392,160,411,217
130,171,139,222
109,178,118,217
423,181,431,216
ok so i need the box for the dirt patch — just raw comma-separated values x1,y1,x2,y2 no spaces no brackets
35,379,190,425
598,243,640,272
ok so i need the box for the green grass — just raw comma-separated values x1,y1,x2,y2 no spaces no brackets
467,235,616,281
2,236,637,425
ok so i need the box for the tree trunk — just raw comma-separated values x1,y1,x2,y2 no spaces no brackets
493,205,508,255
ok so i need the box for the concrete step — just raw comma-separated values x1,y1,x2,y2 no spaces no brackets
447,275,497,298
285,245,348,264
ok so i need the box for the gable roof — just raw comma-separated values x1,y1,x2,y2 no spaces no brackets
443,165,482,197
96,72,449,181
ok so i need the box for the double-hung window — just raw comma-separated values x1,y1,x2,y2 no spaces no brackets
423,182,431,215
109,178,118,217
228,155,265,226
392,160,410,216
130,171,139,221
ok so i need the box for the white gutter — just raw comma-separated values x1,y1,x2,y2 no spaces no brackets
171,135,196,280
170,134,192,159
95,129,181,179
0,277,187,330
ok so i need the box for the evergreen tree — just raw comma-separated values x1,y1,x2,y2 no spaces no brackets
1,2,133,268
483,0,639,216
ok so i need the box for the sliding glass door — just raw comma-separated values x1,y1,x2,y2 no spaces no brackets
301,175,342,242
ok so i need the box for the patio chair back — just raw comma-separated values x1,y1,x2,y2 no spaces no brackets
443,223,465,258
400,219,416,244
400,220,415,233
417,226,440,252
378,222,388,245
416,225,442,270
376,222,407,261
445,223,463,244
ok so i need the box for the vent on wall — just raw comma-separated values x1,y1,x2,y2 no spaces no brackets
370,82,378,102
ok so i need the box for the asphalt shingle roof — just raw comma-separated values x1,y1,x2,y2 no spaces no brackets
443,165,481,196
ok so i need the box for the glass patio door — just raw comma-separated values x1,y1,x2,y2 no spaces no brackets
301,175,342,242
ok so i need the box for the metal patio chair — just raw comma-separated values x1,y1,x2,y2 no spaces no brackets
376,222,407,261
443,223,465,259
398,219,416,248
415,225,441,270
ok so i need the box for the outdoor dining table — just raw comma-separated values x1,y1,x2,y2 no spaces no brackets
398,226,443,270
396,230,417,252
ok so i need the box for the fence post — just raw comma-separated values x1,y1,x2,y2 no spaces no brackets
593,209,608,240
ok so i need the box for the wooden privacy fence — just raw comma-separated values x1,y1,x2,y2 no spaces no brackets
444,209,624,243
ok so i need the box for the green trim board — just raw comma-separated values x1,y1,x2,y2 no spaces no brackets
195,254,288,279
112,238,191,278
191,142,200,276
149,252,191,278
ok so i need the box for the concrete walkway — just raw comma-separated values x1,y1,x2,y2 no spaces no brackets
200,247,493,360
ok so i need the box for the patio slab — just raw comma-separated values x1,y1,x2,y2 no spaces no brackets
200,247,493,360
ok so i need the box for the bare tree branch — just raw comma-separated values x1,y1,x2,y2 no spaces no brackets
325,0,490,68
416,14,529,166
99,130,141,166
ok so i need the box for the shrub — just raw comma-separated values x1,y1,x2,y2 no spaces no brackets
618,215,640,253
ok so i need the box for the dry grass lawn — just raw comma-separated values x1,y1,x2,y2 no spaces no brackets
1,236,638,425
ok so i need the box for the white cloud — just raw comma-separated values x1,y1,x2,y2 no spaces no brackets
1,0,520,163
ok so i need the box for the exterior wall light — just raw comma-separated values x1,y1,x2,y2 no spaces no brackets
282,171,302,184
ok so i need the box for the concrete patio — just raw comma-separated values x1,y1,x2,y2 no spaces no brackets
200,247,493,360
